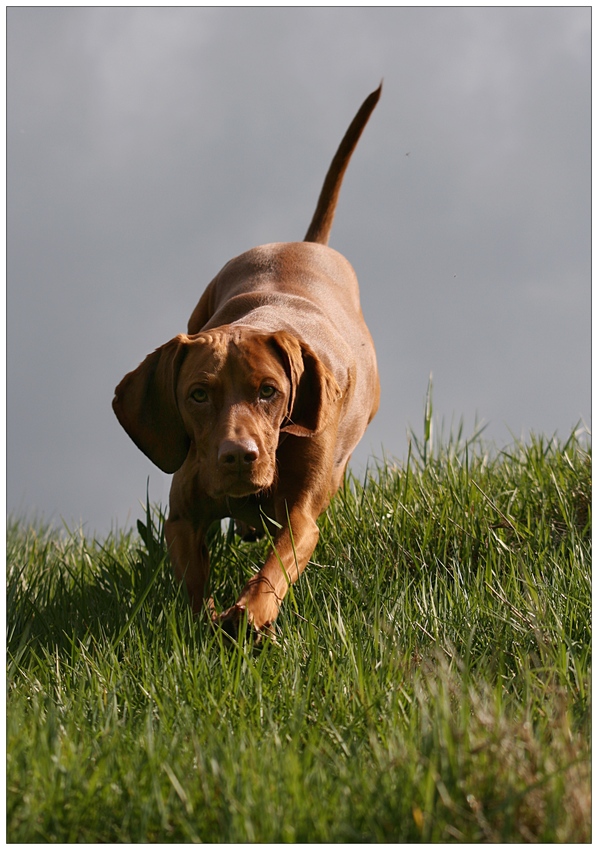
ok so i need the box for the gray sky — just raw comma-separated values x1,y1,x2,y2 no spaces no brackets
7,7,591,536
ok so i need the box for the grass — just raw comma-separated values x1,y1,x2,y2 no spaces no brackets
6,419,591,842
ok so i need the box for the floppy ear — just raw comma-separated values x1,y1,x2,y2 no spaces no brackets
270,331,341,437
112,335,190,473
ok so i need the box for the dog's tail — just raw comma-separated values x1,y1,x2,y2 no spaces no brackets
303,83,382,246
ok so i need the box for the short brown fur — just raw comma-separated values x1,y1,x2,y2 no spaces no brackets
113,86,381,636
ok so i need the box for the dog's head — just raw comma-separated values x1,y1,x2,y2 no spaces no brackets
113,327,341,498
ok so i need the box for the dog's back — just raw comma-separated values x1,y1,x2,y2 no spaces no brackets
188,239,379,463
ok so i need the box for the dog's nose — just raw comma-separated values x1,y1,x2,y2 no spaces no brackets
218,439,259,469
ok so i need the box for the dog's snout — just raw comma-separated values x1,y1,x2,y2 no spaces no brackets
218,439,259,469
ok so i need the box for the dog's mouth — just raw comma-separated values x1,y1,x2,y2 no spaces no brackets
218,480,263,498
209,468,275,499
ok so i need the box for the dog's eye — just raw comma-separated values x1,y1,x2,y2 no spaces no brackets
259,385,277,400
190,388,208,403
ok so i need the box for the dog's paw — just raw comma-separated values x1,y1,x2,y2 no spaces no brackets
234,520,264,542
214,602,248,641
209,601,276,646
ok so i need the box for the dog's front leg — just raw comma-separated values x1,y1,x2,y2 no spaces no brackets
165,516,211,615
218,503,320,634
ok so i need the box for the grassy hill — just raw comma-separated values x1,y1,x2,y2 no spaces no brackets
7,426,591,842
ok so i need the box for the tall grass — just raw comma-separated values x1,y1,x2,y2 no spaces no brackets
7,424,590,842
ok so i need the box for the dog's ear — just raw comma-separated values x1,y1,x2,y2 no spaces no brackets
270,331,341,437
113,335,190,473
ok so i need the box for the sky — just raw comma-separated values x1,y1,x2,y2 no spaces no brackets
7,7,591,536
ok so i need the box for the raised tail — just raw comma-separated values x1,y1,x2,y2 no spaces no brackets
303,83,382,246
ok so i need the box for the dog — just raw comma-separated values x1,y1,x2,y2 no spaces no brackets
113,85,381,637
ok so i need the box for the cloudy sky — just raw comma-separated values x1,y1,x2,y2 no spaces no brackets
8,7,590,535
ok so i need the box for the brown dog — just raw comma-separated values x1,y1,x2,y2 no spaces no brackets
113,86,381,636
